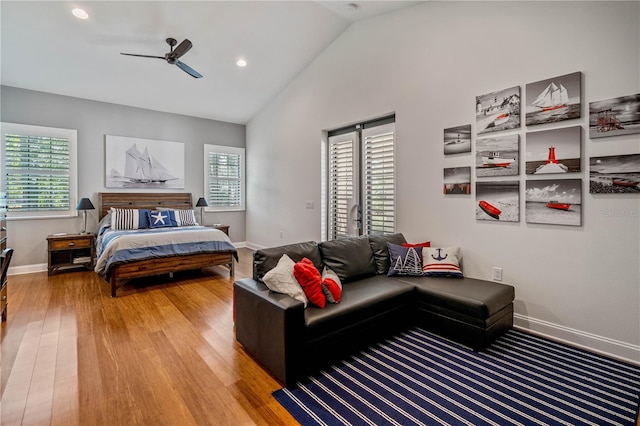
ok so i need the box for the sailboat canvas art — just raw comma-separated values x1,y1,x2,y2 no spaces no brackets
525,72,581,126
105,135,185,189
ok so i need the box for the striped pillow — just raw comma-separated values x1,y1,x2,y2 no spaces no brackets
172,209,198,226
422,247,464,278
110,208,150,230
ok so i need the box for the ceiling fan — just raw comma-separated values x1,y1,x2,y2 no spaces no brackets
121,37,203,79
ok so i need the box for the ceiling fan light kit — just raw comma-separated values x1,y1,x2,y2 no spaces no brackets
121,37,203,78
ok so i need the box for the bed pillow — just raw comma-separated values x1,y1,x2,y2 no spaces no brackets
387,242,424,276
173,209,198,226
321,267,342,304
294,258,325,308
262,254,308,307
110,208,151,230
147,210,178,228
422,247,464,278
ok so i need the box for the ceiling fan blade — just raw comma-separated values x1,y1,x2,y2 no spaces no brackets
171,39,192,59
175,60,202,78
120,53,165,59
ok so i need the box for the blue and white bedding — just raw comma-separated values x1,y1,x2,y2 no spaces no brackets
95,225,237,277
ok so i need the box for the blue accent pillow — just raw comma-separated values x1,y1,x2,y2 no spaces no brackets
147,210,177,228
387,242,424,276
138,209,151,228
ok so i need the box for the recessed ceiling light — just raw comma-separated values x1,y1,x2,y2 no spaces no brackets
72,8,89,20
236,59,247,68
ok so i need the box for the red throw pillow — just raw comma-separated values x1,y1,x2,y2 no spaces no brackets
402,241,431,248
294,258,326,308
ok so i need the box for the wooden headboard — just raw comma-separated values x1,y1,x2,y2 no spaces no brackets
98,192,193,219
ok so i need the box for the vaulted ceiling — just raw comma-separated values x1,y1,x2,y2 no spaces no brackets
1,1,422,124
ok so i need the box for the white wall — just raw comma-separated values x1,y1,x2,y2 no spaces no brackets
246,1,640,362
1,87,246,269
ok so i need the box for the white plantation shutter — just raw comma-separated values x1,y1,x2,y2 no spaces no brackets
1,123,77,218
363,123,395,235
326,116,395,240
328,132,358,239
204,144,245,211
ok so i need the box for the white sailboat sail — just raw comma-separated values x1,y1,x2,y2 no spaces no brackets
531,82,568,109
123,144,177,183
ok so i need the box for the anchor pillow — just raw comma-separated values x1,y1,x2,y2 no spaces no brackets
387,243,425,276
422,247,464,278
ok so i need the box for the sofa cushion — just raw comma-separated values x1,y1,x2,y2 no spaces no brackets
318,236,377,283
254,241,322,281
367,233,407,274
304,275,414,340
397,276,514,319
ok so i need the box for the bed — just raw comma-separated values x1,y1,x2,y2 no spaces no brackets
96,192,237,297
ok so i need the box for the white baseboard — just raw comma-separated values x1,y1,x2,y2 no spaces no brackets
514,313,640,366
245,241,267,250
232,241,248,248
9,263,47,276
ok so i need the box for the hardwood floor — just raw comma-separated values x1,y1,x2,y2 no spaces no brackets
1,248,296,425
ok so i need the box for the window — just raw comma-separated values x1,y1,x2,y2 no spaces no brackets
1,123,78,219
326,116,395,240
203,144,245,211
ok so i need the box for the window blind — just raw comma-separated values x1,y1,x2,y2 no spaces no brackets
363,124,395,235
4,133,70,211
207,151,242,208
328,137,355,240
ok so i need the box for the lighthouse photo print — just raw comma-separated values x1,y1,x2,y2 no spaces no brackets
525,126,581,175
525,71,581,126
476,86,521,135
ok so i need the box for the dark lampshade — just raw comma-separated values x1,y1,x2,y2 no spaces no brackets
76,198,95,211
196,197,208,225
76,198,95,234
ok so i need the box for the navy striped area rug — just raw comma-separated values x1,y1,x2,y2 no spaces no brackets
273,328,640,425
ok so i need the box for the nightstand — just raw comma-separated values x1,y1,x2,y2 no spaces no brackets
209,224,229,236
47,233,95,275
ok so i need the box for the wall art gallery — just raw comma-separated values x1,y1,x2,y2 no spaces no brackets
442,72,638,227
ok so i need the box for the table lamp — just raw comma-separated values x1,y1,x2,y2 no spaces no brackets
196,197,208,225
76,198,95,234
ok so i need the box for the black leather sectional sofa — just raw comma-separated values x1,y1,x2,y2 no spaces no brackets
233,233,515,386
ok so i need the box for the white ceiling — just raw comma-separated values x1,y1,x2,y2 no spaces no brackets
1,1,423,124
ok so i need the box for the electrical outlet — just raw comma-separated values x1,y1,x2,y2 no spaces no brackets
492,267,503,281
306,200,314,209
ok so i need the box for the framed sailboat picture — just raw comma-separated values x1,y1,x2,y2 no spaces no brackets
525,71,581,126
476,134,520,177
443,167,471,194
475,181,519,222
525,126,581,175
525,179,582,226
475,86,521,135
105,135,185,189
589,153,640,194
589,94,640,139
444,124,471,155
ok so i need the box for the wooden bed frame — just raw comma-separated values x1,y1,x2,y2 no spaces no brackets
98,192,235,297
